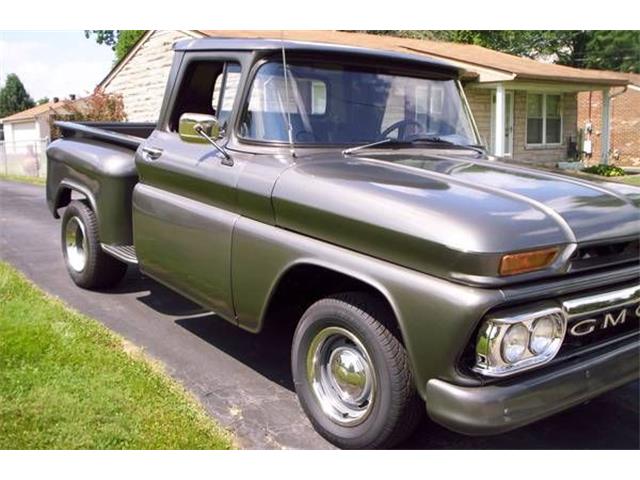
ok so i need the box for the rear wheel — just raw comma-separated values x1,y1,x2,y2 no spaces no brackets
61,200,127,289
291,292,424,449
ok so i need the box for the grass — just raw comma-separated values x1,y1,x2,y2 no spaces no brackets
618,175,640,186
0,173,46,186
0,261,234,449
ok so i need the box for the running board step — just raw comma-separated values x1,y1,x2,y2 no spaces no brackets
101,244,138,264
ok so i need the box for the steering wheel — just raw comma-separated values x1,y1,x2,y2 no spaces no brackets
380,119,424,140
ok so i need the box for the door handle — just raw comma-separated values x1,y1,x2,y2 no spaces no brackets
141,146,163,161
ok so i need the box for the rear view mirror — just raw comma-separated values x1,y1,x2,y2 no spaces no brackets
178,113,221,144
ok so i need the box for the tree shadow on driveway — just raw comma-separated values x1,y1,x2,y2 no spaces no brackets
175,313,295,391
110,267,296,391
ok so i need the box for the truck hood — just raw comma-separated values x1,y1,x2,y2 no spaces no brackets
272,151,640,284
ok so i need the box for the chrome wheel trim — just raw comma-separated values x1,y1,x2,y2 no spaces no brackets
64,216,88,272
306,326,376,426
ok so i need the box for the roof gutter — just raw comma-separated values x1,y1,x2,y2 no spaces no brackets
515,73,630,87
610,85,629,98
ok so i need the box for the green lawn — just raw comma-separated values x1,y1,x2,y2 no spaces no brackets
618,175,640,186
0,261,234,449
0,173,46,186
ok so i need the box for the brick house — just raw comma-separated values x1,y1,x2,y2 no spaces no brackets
99,30,629,165
578,73,640,166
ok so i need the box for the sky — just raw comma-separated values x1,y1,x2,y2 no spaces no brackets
0,30,116,101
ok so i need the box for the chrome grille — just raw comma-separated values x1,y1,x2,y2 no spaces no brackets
569,239,639,272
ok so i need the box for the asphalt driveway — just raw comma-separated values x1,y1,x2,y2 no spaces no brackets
1,179,638,449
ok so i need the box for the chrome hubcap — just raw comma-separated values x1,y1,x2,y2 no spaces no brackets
307,327,376,426
64,216,88,272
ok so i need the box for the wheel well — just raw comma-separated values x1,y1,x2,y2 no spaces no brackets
54,186,72,211
262,264,399,335
54,186,91,214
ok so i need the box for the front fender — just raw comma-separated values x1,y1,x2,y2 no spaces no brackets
231,216,505,397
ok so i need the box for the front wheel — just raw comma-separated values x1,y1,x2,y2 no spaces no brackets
61,200,127,289
291,293,424,449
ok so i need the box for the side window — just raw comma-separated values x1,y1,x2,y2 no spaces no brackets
169,60,242,133
211,63,242,129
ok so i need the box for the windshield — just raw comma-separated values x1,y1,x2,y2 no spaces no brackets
239,60,478,146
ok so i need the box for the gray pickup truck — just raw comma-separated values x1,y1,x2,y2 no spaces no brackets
46,38,639,449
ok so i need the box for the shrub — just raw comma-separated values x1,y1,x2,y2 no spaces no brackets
49,88,126,139
581,164,627,177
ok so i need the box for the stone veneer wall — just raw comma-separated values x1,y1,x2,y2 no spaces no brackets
465,86,577,164
512,91,577,164
464,87,491,147
103,30,199,122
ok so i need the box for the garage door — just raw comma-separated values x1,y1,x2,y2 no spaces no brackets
9,121,38,153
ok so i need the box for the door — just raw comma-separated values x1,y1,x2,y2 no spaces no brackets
490,90,514,156
132,57,244,321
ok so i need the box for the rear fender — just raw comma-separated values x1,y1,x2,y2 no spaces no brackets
52,179,98,219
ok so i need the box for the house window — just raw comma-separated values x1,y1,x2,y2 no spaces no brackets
526,93,563,146
311,80,327,115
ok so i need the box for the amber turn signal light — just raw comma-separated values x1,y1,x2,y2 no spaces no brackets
499,248,559,276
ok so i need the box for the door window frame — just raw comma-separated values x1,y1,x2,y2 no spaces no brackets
158,51,251,137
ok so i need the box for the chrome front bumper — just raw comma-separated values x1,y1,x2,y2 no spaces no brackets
425,335,639,436
472,283,640,378
427,281,640,435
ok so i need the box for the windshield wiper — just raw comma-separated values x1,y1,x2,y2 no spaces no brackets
405,136,486,156
342,138,398,156
343,136,486,157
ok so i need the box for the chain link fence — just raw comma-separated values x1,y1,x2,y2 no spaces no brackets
0,139,49,179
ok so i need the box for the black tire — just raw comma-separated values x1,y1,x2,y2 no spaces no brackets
291,292,424,449
61,200,127,289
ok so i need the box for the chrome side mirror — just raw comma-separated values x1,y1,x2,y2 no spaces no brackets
178,113,221,144
178,112,232,164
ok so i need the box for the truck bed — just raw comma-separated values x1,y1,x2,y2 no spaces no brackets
54,121,156,150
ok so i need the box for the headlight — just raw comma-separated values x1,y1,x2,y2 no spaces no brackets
530,316,558,355
473,307,566,377
501,324,529,363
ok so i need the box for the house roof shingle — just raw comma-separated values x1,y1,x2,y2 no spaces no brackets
196,30,630,86
0,100,71,123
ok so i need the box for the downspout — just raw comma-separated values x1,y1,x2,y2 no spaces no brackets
602,86,628,165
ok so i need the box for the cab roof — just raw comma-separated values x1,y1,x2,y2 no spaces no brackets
173,37,463,77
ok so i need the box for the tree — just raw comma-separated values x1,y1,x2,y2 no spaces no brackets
84,30,146,61
568,30,640,72
37,97,50,105
0,74,35,118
